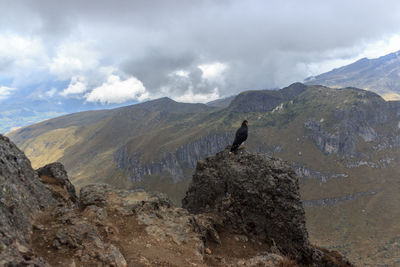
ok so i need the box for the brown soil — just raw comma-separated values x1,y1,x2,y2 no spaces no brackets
31,209,79,266
31,207,207,266
204,231,272,266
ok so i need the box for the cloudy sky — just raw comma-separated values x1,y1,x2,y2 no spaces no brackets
1,0,400,105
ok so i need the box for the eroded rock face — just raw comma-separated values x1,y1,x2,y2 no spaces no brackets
0,135,55,266
182,147,311,260
114,134,231,182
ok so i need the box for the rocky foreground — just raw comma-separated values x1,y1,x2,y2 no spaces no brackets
0,135,352,266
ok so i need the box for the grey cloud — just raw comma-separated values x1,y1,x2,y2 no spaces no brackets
2,0,400,101
121,50,196,92
0,57,15,73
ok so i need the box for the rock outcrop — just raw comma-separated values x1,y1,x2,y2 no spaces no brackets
183,147,353,266
37,162,78,205
183,147,311,261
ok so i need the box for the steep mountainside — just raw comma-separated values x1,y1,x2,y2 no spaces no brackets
7,82,400,265
206,95,236,108
1,135,351,266
9,97,216,190
305,50,400,100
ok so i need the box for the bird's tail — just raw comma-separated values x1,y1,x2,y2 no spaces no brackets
230,143,239,152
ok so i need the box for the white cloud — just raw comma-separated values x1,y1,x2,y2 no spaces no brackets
303,34,400,78
172,70,190,78
60,76,87,96
198,62,228,83
174,87,219,103
85,74,148,104
359,34,400,59
0,86,16,100
0,33,46,62
0,33,48,75
45,88,57,97
302,57,358,77
49,41,99,79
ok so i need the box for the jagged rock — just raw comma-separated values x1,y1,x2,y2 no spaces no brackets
183,147,311,261
80,183,172,212
48,212,127,267
37,162,78,205
0,135,55,266
79,184,206,261
80,184,118,208
190,213,222,245
311,246,353,267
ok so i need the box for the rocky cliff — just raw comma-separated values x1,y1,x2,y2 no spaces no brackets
0,135,352,266
114,133,232,181
0,135,56,265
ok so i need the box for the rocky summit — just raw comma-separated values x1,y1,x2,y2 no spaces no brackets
183,147,311,261
0,135,352,266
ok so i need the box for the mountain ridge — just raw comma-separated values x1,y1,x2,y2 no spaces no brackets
305,50,400,100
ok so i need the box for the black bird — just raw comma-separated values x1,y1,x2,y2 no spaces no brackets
230,120,248,152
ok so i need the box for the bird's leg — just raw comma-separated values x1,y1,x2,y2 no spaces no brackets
238,142,247,150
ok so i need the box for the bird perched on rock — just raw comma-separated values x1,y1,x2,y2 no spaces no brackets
230,120,248,153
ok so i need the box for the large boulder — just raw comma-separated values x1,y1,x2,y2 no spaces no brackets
182,147,311,261
37,162,78,205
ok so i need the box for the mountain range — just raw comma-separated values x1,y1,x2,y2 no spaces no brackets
0,94,140,134
305,50,400,100
8,82,400,266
